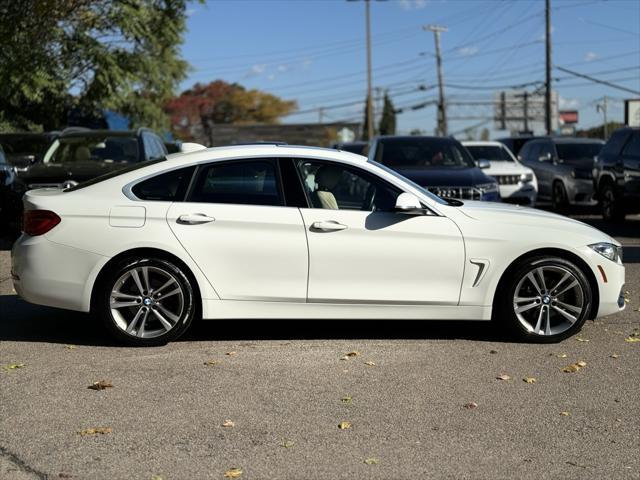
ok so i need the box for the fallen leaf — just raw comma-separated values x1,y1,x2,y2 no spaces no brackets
550,353,568,358
281,440,295,448
489,350,498,354
222,420,235,428
341,395,352,404
463,402,478,409
523,377,537,384
364,361,376,366
576,360,587,367
496,374,511,381
79,427,112,436
364,458,379,465
226,351,237,356
339,356,349,361
576,337,589,342
223,468,242,478
559,411,570,416
150,475,163,480
338,421,352,429
562,361,586,373
88,380,113,390
64,345,76,350
58,473,72,479
609,354,619,359
624,336,640,343
345,351,360,357
203,360,218,366
4,363,26,370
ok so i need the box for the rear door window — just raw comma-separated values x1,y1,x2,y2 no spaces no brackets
621,132,640,158
132,166,196,201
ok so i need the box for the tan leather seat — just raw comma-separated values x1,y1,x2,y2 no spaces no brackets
313,166,342,210
75,146,91,162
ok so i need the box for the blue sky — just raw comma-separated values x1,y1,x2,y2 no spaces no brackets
180,0,640,137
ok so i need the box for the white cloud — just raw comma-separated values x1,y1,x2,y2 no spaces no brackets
267,73,276,81
458,46,479,56
277,64,289,73
244,64,267,78
302,58,312,69
399,0,428,11
185,8,197,17
559,96,580,109
584,51,599,62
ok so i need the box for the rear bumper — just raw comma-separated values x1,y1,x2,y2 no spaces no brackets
11,234,106,312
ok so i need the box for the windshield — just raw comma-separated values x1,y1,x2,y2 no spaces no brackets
368,160,448,205
48,135,140,164
465,145,513,162
0,135,50,157
556,143,603,161
375,138,476,169
65,158,166,192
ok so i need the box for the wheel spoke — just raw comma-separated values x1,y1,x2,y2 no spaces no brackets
536,267,547,292
550,272,571,295
157,287,181,301
516,301,539,314
130,269,145,295
111,300,140,309
534,305,545,333
141,267,151,293
126,308,145,334
156,304,180,323
111,291,139,301
136,310,150,337
544,306,551,335
527,272,543,294
552,305,577,324
555,300,582,314
151,308,173,331
515,296,539,303
555,280,578,297
153,277,177,295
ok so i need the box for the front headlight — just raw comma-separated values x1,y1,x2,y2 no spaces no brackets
478,182,499,193
589,242,623,263
519,173,533,183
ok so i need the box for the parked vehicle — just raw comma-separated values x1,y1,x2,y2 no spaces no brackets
496,135,544,159
0,132,58,171
332,141,368,156
18,128,167,190
593,127,640,222
0,144,23,232
12,144,624,346
462,141,538,206
518,137,604,210
368,136,500,201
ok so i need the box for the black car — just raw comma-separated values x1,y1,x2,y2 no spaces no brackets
593,127,640,221
0,132,58,170
18,128,167,190
518,137,604,210
368,136,500,201
0,144,23,233
496,135,545,159
332,141,368,156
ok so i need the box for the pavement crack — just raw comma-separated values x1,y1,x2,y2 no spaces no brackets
0,445,48,479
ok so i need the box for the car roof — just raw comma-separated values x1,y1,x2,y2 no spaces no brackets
373,135,457,143
58,129,140,138
550,137,604,144
461,141,505,147
164,144,368,166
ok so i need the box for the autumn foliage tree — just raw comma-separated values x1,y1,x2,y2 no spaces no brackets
165,80,297,141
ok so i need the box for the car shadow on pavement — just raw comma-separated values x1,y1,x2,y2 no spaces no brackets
0,294,511,346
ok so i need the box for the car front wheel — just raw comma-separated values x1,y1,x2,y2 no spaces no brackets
600,182,625,222
498,256,592,342
96,257,196,346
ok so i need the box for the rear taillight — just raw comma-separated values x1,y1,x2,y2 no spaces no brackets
23,210,61,236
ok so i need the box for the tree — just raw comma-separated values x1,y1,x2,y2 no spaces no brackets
480,128,490,141
378,92,396,136
165,80,297,141
361,94,373,141
576,122,624,140
0,0,195,132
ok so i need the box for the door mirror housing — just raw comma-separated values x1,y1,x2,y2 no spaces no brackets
538,153,552,162
476,159,491,169
395,193,425,214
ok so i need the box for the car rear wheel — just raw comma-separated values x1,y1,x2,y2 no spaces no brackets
97,257,196,346
497,256,592,343
600,182,625,222
551,181,568,212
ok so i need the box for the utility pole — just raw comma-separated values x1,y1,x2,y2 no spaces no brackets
597,96,608,140
365,0,374,140
545,0,552,135
424,24,448,136
318,107,325,124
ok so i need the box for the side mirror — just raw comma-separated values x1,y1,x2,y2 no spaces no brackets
538,153,552,162
476,159,490,169
395,192,425,214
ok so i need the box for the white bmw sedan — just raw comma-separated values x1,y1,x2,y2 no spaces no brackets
11,144,625,346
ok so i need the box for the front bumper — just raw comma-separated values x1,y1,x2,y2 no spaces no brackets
579,246,626,318
499,183,537,206
12,234,106,312
567,178,596,205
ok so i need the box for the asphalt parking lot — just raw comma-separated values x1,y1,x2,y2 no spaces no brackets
1,214,639,480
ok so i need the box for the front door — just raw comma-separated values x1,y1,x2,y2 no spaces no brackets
167,159,308,302
294,159,465,305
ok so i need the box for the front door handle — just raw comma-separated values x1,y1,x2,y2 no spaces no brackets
177,213,215,225
311,220,348,232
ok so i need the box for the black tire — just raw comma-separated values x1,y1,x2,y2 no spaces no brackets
600,182,625,222
551,181,569,213
495,256,592,343
95,257,196,346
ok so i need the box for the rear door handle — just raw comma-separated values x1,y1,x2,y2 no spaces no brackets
177,213,215,225
311,220,348,232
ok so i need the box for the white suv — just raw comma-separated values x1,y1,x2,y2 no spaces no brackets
463,141,538,206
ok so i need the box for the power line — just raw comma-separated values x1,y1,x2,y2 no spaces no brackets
555,66,640,95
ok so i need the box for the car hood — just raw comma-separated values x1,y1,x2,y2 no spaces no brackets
18,161,130,185
485,161,532,176
456,200,617,244
394,167,493,187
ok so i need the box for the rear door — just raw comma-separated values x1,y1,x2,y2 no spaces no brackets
620,131,640,197
166,158,308,302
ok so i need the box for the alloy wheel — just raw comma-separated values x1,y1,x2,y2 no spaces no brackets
109,265,185,339
512,265,585,336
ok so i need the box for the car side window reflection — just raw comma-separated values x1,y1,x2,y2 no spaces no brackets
295,160,399,212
